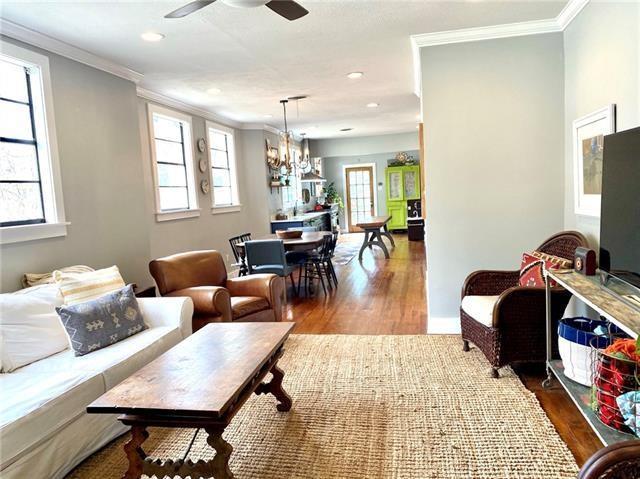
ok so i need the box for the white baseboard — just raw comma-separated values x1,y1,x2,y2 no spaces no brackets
427,316,461,334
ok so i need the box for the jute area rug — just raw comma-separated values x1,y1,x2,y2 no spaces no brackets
68,335,578,479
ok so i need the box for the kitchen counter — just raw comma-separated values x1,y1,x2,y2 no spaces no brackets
271,210,331,223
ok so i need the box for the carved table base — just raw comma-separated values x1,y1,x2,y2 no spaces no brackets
118,354,291,479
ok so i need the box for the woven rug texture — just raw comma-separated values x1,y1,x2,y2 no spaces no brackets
67,334,578,479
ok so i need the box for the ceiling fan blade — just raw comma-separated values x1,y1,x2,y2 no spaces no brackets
265,0,308,21
165,0,217,18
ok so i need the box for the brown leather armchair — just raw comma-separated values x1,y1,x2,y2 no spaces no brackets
149,250,285,332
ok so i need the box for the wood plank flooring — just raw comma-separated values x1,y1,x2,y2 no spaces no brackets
285,233,600,467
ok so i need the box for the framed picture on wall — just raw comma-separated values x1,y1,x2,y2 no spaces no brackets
573,104,616,217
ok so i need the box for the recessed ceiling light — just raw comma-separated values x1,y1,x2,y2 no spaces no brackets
347,72,363,80
141,32,165,42
263,114,273,118
207,87,222,95
340,128,353,132
366,102,379,108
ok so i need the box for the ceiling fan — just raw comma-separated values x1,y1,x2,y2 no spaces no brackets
165,0,308,21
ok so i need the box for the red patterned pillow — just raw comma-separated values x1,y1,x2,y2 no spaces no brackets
519,251,573,287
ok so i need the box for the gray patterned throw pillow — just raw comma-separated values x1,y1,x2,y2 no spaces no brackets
56,284,147,356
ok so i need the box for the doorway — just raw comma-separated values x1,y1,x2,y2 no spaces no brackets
344,165,375,232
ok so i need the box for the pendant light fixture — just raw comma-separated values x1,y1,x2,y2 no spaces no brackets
280,99,293,174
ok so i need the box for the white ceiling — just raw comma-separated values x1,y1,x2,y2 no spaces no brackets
0,0,566,138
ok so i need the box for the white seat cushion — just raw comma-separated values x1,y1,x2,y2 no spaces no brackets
461,295,500,328
0,369,104,469
20,326,181,389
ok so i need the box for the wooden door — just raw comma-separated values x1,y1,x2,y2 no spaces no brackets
345,166,374,232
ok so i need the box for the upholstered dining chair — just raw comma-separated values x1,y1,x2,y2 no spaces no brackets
244,239,301,296
149,250,284,332
460,231,589,378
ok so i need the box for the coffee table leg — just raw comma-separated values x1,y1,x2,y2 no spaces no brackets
205,426,235,479
122,425,148,479
255,363,292,412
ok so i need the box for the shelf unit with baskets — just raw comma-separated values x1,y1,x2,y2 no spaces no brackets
544,269,640,446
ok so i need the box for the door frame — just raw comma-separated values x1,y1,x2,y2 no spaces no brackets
342,163,378,232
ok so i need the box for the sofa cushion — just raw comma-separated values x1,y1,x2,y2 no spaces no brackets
22,265,94,288
21,325,181,389
0,285,68,372
231,296,270,320
461,295,500,328
54,265,125,305
55,285,147,356
0,369,105,469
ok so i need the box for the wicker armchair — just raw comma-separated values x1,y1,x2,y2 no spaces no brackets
460,231,588,378
578,440,640,479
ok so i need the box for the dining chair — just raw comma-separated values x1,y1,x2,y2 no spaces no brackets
228,233,252,276
244,239,301,296
301,235,334,295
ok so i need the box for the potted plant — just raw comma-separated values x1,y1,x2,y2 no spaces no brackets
323,182,343,210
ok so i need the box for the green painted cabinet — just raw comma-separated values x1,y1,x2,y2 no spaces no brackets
386,165,421,230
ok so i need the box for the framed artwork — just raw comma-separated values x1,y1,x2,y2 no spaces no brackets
573,104,616,217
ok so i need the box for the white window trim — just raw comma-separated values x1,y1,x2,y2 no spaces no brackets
206,120,241,213
147,103,200,222
0,40,67,244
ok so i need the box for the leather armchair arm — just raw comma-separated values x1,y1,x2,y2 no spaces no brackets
226,274,285,321
165,286,232,322
461,270,520,298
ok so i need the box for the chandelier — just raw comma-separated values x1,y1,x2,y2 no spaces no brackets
279,99,310,174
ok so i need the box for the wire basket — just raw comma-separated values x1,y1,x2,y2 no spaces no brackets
590,335,639,435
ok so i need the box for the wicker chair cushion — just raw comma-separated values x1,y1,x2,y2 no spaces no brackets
461,295,499,328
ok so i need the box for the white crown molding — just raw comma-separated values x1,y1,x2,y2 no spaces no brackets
241,122,282,135
136,87,243,129
410,0,590,96
556,0,590,30
0,19,143,83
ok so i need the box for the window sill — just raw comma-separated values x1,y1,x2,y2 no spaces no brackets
0,222,69,245
211,205,242,215
155,209,201,222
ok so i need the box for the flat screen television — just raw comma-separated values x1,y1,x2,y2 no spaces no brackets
599,126,640,296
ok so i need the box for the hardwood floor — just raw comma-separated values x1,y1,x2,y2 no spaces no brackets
286,233,600,467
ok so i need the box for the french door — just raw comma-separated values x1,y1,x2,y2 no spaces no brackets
345,166,374,232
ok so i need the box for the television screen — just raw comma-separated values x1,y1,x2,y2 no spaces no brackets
599,126,640,289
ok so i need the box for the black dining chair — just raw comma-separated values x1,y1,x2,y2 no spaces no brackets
228,233,251,276
302,235,334,295
244,239,301,297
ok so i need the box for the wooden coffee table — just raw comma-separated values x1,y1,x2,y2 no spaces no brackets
87,322,295,479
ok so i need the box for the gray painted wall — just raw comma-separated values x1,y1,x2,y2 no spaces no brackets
323,150,420,230
0,36,150,291
137,101,272,273
421,33,565,323
310,132,418,158
563,1,640,245
0,37,273,291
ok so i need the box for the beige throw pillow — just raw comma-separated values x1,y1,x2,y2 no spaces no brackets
54,266,125,305
22,265,95,288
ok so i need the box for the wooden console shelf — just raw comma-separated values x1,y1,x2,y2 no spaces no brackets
544,269,640,447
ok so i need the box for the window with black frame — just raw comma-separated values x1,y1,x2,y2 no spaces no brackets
152,113,190,211
0,59,45,226
209,128,234,207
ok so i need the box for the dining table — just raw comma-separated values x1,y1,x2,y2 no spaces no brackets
235,231,332,274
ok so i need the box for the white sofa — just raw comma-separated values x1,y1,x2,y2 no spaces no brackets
0,289,193,479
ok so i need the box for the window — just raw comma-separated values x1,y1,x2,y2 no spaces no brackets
282,148,302,209
148,104,199,221
0,41,66,244
207,121,240,213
